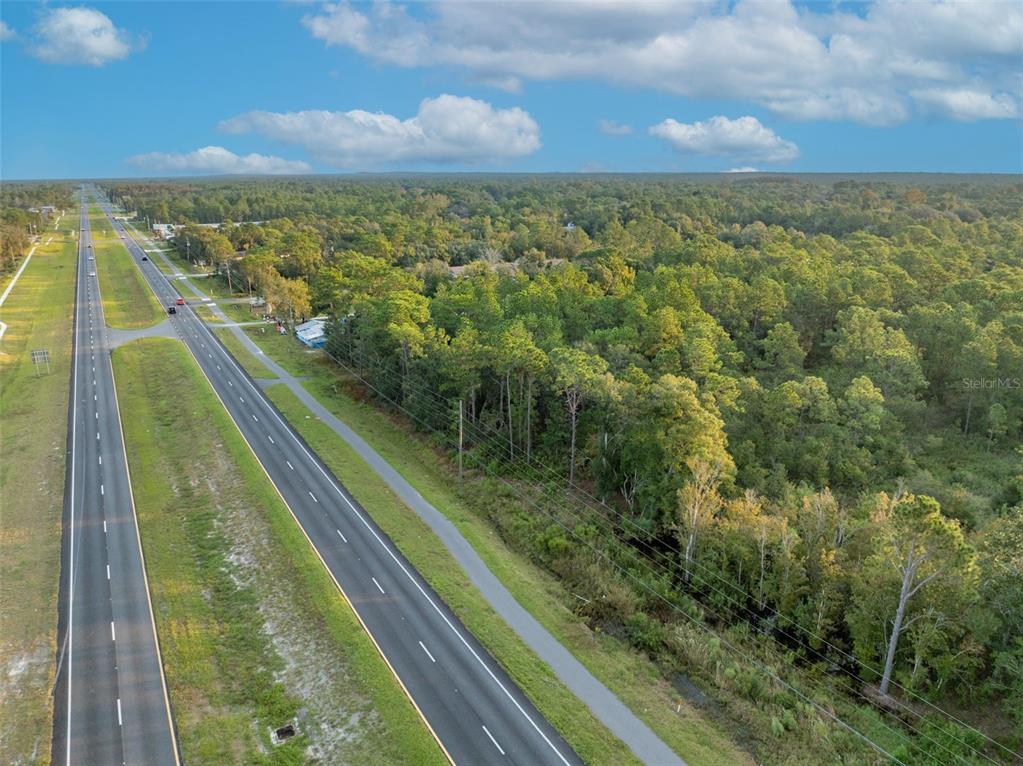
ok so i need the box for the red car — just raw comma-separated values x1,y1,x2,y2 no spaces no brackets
176,297,185,305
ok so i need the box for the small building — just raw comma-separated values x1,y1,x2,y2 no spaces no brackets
151,223,177,240
295,319,326,348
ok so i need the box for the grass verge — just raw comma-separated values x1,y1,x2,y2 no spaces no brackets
213,328,277,379
90,210,163,329
113,338,445,766
0,228,76,766
194,305,221,323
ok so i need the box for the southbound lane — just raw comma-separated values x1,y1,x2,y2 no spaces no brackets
52,190,179,766
102,201,584,766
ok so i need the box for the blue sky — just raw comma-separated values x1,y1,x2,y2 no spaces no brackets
1,1,1021,179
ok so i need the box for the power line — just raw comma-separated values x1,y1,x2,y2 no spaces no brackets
317,340,933,764
321,331,1015,764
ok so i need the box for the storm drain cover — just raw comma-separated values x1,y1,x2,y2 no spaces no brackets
270,719,299,746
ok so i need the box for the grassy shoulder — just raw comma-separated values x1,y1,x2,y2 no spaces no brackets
0,227,77,766
194,305,222,323
90,211,164,329
113,338,445,766
212,327,277,379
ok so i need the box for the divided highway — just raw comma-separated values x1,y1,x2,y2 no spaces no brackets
52,192,179,765
102,198,584,765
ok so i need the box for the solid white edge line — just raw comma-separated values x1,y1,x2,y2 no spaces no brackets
65,205,84,766
340,485,573,765
483,724,506,756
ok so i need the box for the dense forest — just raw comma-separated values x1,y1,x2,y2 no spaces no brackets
106,174,1022,763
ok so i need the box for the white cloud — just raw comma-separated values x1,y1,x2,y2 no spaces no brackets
650,116,799,163
599,119,633,136
726,167,760,173
0,21,15,42
301,0,1023,125
30,7,142,66
127,146,311,175
219,95,541,168
910,86,1019,120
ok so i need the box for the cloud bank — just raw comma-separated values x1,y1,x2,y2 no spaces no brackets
127,146,311,175
219,94,541,167
302,0,1021,125
30,7,142,66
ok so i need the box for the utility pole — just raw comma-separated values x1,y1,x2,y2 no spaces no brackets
458,399,464,488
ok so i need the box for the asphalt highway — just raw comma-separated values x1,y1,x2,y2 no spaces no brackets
51,191,179,765
102,200,585,766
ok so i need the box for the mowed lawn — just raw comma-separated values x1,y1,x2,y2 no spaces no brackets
0,223,77,766
113,338,445,766
89,208,164,330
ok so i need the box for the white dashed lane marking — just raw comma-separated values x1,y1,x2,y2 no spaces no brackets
482,725,505,756
419,641,436,663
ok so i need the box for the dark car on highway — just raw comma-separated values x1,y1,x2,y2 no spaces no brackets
168,306,177,315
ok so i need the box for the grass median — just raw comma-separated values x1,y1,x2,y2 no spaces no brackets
113,338,445,766
90,210,164,330
0,226,77,766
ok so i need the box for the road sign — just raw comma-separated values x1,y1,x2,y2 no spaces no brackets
31,348,51,375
